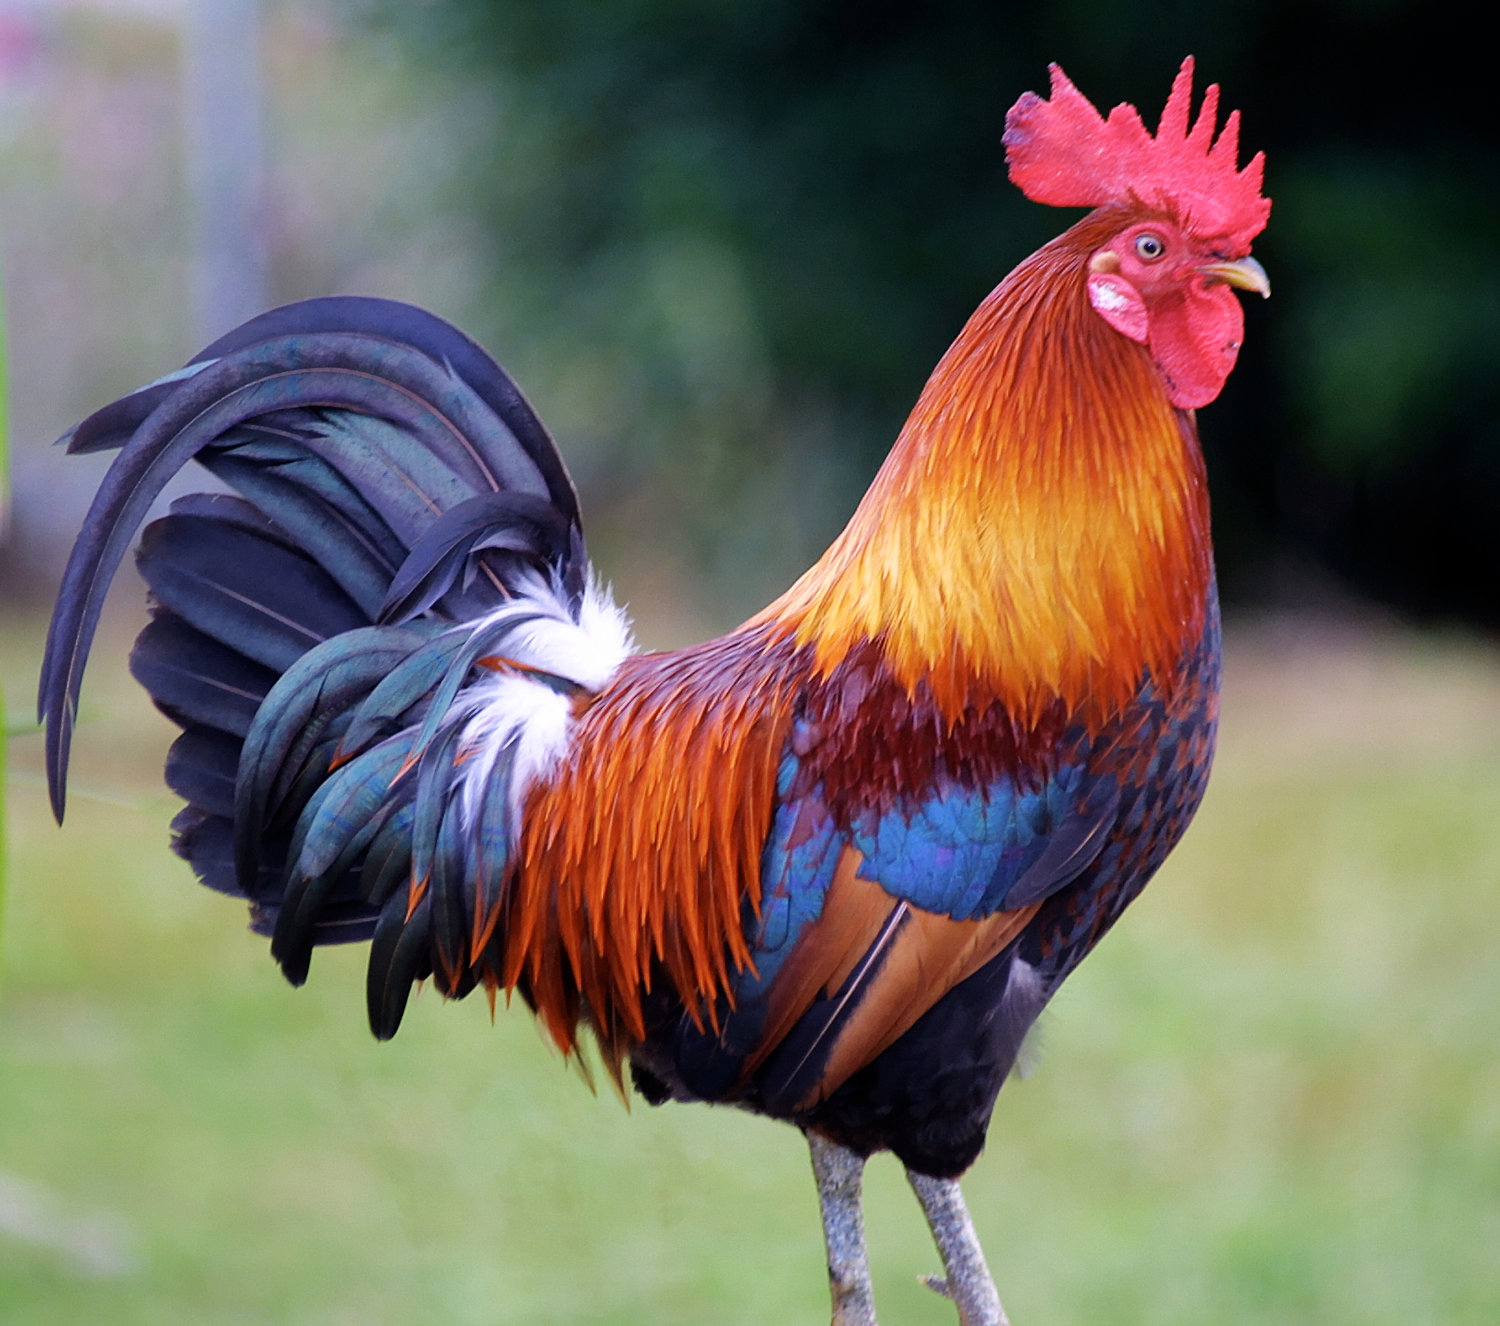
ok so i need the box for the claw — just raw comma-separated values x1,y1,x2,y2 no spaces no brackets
921,1273,954,1299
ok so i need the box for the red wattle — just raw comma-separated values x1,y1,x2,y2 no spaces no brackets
1146,282,1245,409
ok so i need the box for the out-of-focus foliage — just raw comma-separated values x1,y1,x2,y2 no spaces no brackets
369,0,1500,625
3,2,1493,625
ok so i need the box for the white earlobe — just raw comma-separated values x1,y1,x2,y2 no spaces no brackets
1087,273,1149,344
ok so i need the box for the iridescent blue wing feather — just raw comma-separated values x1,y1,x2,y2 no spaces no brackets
670,707,1123,1112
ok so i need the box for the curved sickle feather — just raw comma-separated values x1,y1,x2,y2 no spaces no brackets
67,297,581,532
379,492,578,625
40,333,559,821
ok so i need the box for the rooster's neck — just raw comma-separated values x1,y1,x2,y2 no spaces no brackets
757,216,1214,724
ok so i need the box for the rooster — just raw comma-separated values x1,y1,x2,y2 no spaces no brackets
41,59,1268,1326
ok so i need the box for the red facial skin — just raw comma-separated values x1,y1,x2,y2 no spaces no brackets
1086,219,1249,409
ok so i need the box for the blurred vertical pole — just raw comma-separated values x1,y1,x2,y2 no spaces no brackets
181,0,269,344
1,235,9,950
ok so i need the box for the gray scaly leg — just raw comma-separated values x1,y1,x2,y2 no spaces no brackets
906,1169,1008,1326
807,1131,878,1326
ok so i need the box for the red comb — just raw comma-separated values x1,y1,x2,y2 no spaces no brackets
1003,57,1269,247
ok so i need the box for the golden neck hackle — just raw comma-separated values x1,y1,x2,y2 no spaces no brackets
758,211,1214,725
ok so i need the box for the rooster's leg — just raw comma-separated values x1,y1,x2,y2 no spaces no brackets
808,1130,878,1326
906,1169,1008,1326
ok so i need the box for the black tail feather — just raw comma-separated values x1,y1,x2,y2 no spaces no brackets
380,491,579,625
128,615,279,738
164,727,241,821
42,296,595,1031
192,453,404,620
136,510,371,673
67,297,581,533
41,299,580,822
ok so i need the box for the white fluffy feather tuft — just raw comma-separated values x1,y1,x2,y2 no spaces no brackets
455,568,634,827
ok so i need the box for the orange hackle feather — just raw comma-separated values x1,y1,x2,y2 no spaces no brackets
758,205,1213,727
501,632,802,1064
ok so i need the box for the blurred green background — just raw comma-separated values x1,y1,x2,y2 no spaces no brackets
2,1,1498,1322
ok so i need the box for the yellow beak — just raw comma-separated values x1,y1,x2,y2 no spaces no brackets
1199,255,1270,298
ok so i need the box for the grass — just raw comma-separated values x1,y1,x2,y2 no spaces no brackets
3,607,1499,1323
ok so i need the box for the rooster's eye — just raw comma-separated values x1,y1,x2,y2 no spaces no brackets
1134,233,1166,262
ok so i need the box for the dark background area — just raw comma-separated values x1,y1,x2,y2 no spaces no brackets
365,0,1500,626
2,1,1495,631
